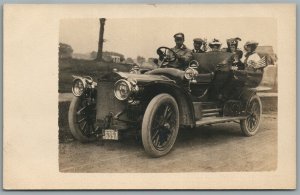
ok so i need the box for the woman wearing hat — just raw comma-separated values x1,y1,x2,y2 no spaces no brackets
208,38,222,52
243,41,262,70
225,37,245,70
218,38,246,100
225,37,241,52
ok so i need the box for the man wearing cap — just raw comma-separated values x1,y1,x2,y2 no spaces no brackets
192,38,206,53
167,33,192,69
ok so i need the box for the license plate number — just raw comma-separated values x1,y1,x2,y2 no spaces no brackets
102,129,119,140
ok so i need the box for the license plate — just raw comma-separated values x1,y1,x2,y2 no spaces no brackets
102,129,119,140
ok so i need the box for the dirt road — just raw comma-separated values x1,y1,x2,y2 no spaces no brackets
59,113,277,173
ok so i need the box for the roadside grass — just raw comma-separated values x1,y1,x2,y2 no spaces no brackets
59,58,133,93
58,101,72,143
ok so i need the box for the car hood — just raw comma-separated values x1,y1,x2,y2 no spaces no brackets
116,72,174,84
98,71,174,83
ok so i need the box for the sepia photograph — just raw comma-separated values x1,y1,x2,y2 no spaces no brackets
3,4,295,189
58,18,278,172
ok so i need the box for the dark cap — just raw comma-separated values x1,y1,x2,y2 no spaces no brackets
193,38,204,44
174,33,185,40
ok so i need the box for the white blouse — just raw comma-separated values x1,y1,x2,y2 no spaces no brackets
242,52,262,69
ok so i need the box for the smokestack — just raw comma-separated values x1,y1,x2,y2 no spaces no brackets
96,18,106,61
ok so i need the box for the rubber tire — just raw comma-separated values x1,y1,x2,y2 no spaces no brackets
240,95,262,136
142,93,179,157
68,96,96,142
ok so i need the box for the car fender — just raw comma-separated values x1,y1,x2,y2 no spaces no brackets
141,81,195,127
238,87,257,107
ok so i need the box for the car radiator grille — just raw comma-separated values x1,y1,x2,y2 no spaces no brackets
96,81,125,121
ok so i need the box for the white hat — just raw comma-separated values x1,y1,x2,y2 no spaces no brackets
209,38,222,48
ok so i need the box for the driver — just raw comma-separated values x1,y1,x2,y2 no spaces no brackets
167,33,192,70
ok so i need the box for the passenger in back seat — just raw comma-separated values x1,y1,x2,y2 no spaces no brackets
192,38,206,53
224,37,245,70
243,41,263,71
217,38,246,101
208,38,222,52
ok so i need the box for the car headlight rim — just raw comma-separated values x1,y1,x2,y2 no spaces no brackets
72,78,86,97
184,68,198,80
114,79,133,101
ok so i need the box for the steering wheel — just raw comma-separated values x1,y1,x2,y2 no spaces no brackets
156,47,178,67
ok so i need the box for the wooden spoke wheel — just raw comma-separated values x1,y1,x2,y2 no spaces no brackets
142,94,179,157
240,94,262,136
68,97,97,142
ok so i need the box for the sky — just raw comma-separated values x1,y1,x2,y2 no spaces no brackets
59,18,277,59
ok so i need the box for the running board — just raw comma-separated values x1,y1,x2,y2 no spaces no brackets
195,116,246,127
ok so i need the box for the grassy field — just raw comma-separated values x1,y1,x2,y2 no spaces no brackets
59,58,133,93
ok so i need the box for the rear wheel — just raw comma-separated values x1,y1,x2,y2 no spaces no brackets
240,94,262,136
142,94,179,157
68,96,97,142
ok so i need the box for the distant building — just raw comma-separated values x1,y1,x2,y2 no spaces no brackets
111,55,121,63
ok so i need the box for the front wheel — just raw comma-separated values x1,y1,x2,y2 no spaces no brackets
68,96,97,142
142,94,179,157
240,94,262,136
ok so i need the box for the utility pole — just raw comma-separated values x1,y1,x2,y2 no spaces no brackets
96,18,106,61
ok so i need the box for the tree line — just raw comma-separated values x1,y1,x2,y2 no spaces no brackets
59,42,150,65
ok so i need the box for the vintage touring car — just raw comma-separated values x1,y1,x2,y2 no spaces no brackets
68,47,265,157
